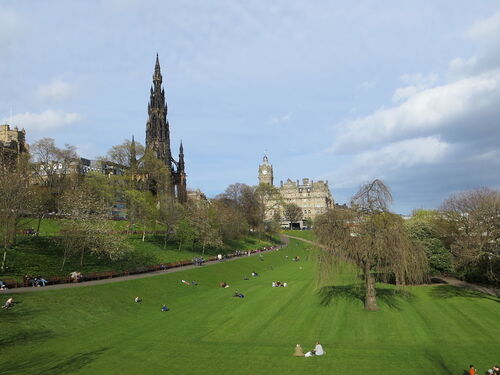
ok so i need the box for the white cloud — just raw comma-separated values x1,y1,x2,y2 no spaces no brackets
36,80,75,103
329,137,451,189
2,110,82,132
357,80,376,92
465,11,500,39
392,73,438,102
334,69,500,152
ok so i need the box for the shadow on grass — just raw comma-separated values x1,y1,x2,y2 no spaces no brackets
0,347,109,375
318,284,414,310
429,285,500,303
424,350,454,375
0,329,55,347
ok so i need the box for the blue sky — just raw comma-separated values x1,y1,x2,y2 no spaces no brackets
1,0,499,213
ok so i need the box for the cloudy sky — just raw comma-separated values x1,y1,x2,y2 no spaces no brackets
1,1,499,213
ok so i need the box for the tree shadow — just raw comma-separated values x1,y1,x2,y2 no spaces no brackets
0,347,109,375
429,285,500,303
0,329,55,347
318,284,414,310
423,349,454,375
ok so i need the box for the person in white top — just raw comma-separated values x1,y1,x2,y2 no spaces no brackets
314,341,325,356
304,341,325,357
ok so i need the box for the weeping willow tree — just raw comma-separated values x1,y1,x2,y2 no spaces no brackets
315,180,428,311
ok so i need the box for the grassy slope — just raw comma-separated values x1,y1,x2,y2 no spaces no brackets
282,229,315,241
1,239,499,375
3,218,277,280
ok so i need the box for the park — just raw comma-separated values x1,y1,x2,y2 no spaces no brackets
1,234,499,374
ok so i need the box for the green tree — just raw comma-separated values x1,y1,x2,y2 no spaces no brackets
125,189,157,242
315,180,428,311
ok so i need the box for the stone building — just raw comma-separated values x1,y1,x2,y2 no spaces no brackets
257,155,334,227
142,54,187,203
0,124,28,167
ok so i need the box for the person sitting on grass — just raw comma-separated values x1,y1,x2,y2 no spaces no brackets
293,344,304,357
220,281,229,288
161,305,169,312
251,272,259,277
232,292,244,298
305,341,325,357
469,364,477,375
1,297,14,309
134,296,142,303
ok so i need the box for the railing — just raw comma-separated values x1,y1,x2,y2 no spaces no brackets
1,246,283,290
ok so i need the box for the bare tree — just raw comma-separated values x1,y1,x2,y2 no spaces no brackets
439,187,500,284
0,154,31,271
106,139,145,167
283,203,303,226
315,180,428,311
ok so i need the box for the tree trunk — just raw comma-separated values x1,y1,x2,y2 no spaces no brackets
178,240,182,251
36,214,44,236
1,249,7,272
80,248,85,266
364,263,378,311
202,242,206,255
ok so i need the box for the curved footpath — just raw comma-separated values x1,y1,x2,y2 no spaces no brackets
2,239,289,294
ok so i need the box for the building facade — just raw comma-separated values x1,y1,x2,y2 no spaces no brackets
144,54,187,203
0,124,28,167
258,155,334,227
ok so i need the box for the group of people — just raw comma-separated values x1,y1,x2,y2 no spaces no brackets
192,257,205,266
467,364,500,375
293,342,325,357
272,281,288,287
24,275,48,287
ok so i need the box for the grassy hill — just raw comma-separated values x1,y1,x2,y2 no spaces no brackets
1,239,499,374
2,218,278,280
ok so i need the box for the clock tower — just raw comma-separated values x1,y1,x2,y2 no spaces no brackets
258,154,273,185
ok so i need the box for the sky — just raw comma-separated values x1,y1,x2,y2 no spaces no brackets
1,0,499,214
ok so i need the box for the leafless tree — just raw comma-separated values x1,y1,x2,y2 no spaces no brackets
106,139,144,167
283,203,303,225
439,187,500,284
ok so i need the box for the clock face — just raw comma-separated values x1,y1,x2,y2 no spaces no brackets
262,170,268,175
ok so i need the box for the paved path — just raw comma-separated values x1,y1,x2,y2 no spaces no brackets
284,234,500,298
2,245,285,294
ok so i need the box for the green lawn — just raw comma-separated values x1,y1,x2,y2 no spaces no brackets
1,239,498,374
283,229,315,241
2,232,278,281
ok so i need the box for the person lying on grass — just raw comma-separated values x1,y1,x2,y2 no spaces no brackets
232,292,244,298
134,297,142,303
220,282,229,288
305,342,325,357
161,305,169,312
1,297,14,309
251,272,259,277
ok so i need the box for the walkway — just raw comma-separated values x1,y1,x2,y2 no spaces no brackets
2,246,285,294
